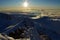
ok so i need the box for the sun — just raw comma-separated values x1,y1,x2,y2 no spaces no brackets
23,2,28,7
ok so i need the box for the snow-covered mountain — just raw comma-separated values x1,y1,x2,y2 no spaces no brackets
0,13,60,40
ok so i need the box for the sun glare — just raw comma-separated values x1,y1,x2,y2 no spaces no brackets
23,2,28,7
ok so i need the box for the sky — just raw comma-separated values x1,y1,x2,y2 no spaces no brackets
0,0,60,9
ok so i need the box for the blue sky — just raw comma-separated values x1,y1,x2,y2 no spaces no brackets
0,0,60,9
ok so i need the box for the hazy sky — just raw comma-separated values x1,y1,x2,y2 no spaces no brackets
0,0,60,9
